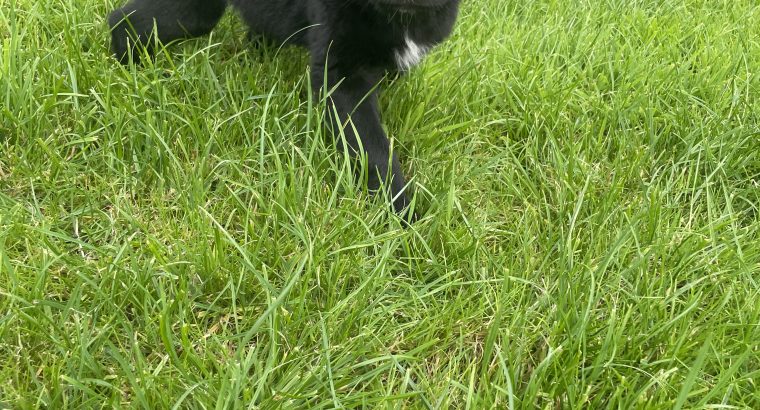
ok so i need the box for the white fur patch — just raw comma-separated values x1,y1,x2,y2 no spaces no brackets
394,36,429,71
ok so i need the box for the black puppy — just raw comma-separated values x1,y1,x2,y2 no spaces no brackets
108,0,461,220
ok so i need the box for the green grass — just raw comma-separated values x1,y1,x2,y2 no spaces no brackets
2,0,759,407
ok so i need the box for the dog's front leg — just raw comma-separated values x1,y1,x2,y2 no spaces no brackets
312,67,415,221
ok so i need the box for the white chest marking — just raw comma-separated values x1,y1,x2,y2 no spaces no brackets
394,36,430,71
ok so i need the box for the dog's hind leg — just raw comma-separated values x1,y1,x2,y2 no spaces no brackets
108,0,227,64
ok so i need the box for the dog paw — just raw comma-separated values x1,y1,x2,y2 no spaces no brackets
392,192,420,226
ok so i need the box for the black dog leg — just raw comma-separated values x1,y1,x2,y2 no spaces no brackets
108,0,227,64
313,66,415,221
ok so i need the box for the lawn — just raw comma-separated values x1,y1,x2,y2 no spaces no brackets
1,0,759,408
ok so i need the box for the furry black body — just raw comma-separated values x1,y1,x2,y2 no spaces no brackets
108,0,461,220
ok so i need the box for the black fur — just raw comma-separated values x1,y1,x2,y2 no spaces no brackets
108,0,461,221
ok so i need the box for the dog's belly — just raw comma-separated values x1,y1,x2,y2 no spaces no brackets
230,0,310,45
319,15,435,72
230,0,452,72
